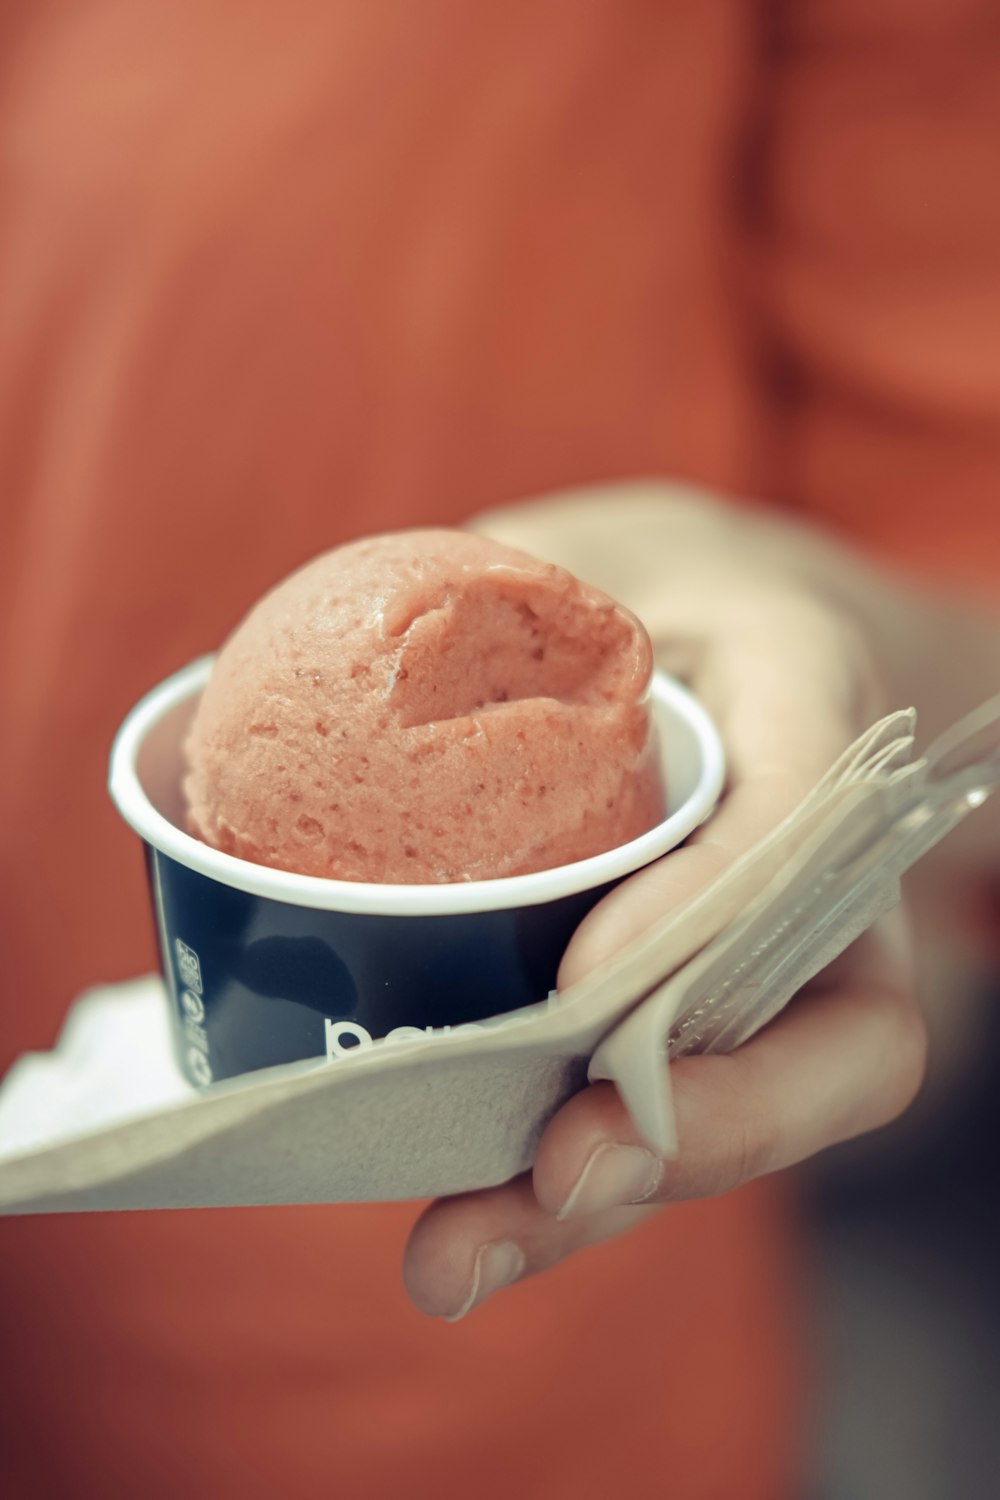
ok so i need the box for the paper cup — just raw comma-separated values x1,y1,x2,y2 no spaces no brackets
110,659,725,1087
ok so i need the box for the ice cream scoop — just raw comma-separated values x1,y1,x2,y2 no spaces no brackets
184,529,665,883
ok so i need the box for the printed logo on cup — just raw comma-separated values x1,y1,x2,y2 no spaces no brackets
322,993,561,1060
173,938,213,1084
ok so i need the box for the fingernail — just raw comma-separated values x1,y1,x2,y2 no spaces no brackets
443,1241,526,1323
557,1144,662,1221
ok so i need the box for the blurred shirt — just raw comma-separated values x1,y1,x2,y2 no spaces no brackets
1,2,997,1496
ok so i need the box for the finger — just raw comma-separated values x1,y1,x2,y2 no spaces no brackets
404,923,923,1321
540,918,924,1218
402,1173,658,1322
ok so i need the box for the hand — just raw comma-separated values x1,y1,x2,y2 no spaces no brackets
402,483,928,1320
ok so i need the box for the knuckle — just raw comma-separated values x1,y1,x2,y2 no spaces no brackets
794,599,887,726
879,990,929,1122
784,595,887,726
698,1063,772,1196
717,1120,766,1195
830,609,888,724
858,980,929,1131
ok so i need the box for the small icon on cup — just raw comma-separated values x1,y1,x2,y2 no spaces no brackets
181,988,206,1022
187,1047,213,1086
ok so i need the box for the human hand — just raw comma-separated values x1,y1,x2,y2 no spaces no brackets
402,483,928,1320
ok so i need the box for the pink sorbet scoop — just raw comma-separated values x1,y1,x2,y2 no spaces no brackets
184,529,666,883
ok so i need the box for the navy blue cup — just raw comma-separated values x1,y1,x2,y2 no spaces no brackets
110,658,725,1088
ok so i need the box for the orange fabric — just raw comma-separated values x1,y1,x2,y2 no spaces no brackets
0,2,996,1496
761,0,1000,594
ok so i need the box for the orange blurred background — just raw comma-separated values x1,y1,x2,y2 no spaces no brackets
1,3,997,1497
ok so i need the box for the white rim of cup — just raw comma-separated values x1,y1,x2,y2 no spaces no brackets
109,657,726,916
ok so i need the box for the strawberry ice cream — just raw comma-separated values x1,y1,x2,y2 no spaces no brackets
184,529,665,883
